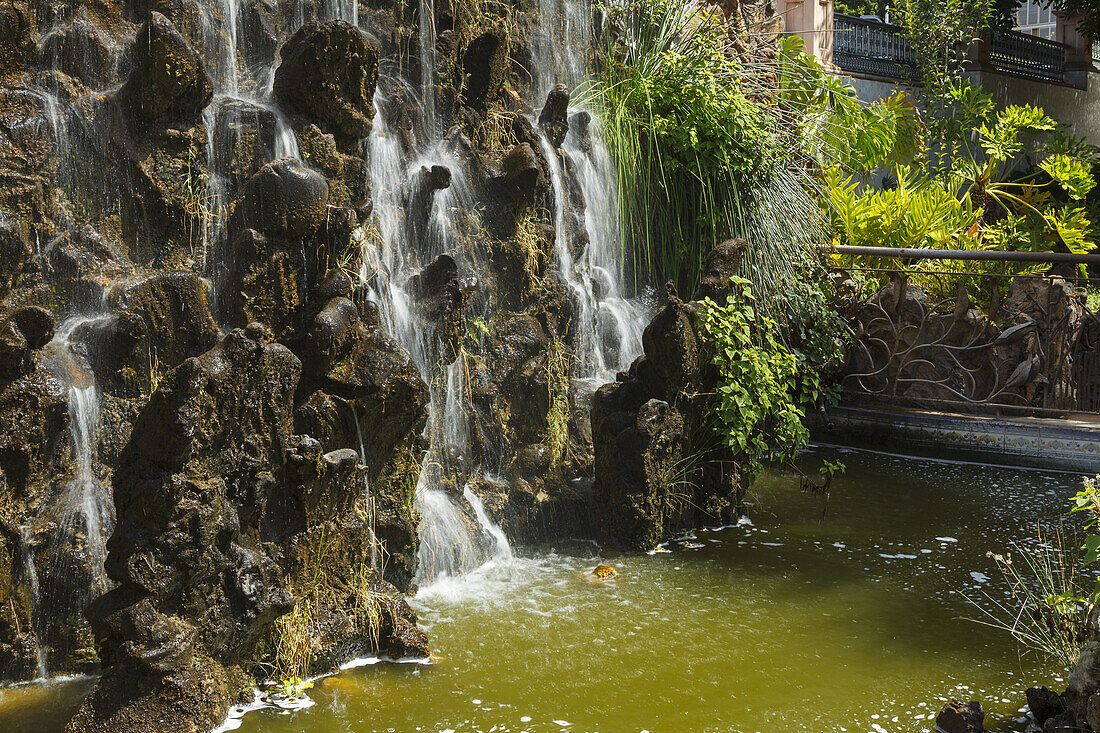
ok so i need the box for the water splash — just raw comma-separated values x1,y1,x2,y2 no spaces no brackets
463,485,512,563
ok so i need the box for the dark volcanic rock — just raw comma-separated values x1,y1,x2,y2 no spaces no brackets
119,12,213,122
66,654,231,733
933,700,985,733
107,272,220,372
592,250,744,549
95,330,300,669
591,389,685,549
1028,686,1067,726
207,97,280,188
0,1,38,76
47,226,135,307
0,352,71,679
0,222,33,301
68,322,426,731
232,157,331,237
407,254,477,361
293,293,429,588
538,84,570,148
1043,710,1078,733
500,143,540,203
274,20,381,141
693,238,747,303
41,11,117,90
0,307,55,380
68,311,150,397
461,31,506,114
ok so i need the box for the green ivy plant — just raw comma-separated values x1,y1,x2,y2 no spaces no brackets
697,277,840,485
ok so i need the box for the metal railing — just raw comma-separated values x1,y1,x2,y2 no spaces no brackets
834,16,1068,85
834,14,921,83
822,245,1100,418
989,28,1067,83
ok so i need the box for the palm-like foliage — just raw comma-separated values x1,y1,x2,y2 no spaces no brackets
594,0,923,310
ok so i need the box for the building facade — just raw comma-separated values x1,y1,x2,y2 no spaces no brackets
775,0,1100,143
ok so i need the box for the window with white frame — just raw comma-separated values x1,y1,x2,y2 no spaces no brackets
1015,0,1056,39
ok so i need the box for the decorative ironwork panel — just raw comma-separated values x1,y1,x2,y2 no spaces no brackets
990,29,1066,83
834,269,1099,417
834,14,922,83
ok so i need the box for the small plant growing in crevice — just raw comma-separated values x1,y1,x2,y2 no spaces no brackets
545,336,571,468
272,596,315,688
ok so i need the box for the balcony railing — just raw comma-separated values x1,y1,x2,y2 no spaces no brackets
834,14,921,83
834,16,1068,85
989,28,1066,82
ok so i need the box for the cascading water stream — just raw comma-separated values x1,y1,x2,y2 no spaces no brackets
358,0,648,587
531,1,648,386
463,485,512,563
61,383,113,597
361,82,508,586
19,314,115,677
19,527,47,680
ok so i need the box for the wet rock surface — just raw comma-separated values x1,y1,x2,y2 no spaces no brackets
592,243,746,549
118,12,213,123
0,0,653,725
274,20,381,142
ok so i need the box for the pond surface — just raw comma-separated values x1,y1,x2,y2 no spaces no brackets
0,447,1079,732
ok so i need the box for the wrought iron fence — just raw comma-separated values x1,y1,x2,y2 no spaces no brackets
834,14,922,83
833,16,1068,85
989,28,1067,83
822,245,1100,418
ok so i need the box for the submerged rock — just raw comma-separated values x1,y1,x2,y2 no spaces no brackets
933,700,984,733
591,564,617,580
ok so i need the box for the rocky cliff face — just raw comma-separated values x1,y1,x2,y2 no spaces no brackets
0,0,657,726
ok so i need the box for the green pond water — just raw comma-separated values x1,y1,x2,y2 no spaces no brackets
1,446,1079,732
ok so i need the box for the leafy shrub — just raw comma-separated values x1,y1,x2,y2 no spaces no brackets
823,82,1099,277
697,276,842,484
